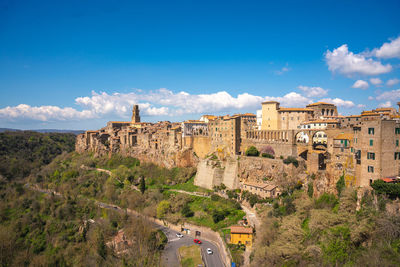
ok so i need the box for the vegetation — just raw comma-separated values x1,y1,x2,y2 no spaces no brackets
336,173,346,196
245,146,259,157
251,188,400,266
282,156,299,167
371,179,400,199
179,245,203,267
0,131,75,180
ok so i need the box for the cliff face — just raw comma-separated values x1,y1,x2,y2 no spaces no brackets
194,155,308,190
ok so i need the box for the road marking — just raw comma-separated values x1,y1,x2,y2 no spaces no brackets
169,238,180,242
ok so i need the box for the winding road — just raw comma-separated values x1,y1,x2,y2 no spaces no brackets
26,183,226,267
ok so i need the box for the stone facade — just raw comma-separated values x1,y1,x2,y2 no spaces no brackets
76,102,400,195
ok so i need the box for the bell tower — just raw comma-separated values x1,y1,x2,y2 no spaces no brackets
131,105,140,123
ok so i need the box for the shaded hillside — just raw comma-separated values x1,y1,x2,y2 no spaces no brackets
0,131,76,180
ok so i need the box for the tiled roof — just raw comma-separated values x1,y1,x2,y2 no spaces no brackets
334,133,353,140
307,102,335,106
230,226,253,234
278,108,313,112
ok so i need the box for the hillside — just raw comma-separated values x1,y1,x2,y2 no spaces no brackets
250,188,400,266
0,131,76,180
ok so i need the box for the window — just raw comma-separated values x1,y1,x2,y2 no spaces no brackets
397,140,399,147
396,128,400,134
395,152,400,160
367,152,375,160
370,139,373,146
368,166,374,173
368,128,375,135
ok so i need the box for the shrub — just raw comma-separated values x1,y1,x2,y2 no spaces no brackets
283,156,298,167
261,153,274,159
315,193,339,209
336,174,345,196
181,204,194,217
307,182,314,198
371,179,400,199
260,145,275,156
245,146,260,157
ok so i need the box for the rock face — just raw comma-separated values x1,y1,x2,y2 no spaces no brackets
75,121,198,168
194,155,307,190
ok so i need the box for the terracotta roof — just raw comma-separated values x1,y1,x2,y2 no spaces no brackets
334,133,353,140
242,182,277,191
183,120,206,124
307,102,335,106
278,108,313,112
375,108,395,111
230,226,253,234
301,119,339,124
346,115,361,118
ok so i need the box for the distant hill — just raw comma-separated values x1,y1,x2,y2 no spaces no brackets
0,131,76,180
0,128,84,135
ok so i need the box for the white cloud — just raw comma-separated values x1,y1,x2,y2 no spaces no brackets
298,85,328,97
378,101,392,108
387,78,400,87
373,36,400,59
319,98,356,108
0,89,315,122
368,96,375,101
325,44,392,76
274,63,290,75
0,104,95,122
352,80,369,90
376,89,400,101
369,78,382,86
357,104,366,108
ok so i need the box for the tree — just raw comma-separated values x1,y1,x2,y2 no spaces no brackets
245,146,260,157
336,174,346,196
307,182,314,198
181,204,194,217
156,200,171,219
97,232,107,259
140,176,146,194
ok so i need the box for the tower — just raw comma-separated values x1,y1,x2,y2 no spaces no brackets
131,105,140,123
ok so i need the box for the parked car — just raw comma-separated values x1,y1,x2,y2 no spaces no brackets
206,248,213,254
176,233,183,238
193,239,202,244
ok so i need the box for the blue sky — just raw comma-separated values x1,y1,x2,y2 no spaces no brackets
1,0,400,130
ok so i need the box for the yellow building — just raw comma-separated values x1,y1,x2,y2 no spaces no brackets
230,226,253,248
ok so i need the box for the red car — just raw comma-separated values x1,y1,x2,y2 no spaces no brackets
193,239,202,244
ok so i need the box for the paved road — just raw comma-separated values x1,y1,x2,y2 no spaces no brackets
160,227,224,267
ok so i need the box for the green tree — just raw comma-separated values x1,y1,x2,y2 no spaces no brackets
245,146,260,157
140,176,146,194
336,173,346,196
97,231,107,259
156,200,171,219
181,204,194,217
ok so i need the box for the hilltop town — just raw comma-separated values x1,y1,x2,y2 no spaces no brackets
76,100,400,196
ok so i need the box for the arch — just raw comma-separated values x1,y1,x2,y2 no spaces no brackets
295,131,309,144
312,131,327,145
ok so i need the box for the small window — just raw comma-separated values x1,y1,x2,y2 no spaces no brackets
367,152,375,160
395,152,400,160
368,128,375,135
395,128,400,134
370,139,373,146
368,166,374,173
397,140,399,147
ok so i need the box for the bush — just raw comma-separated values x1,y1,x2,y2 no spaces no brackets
260,145,275,156
245,146,260,157
181,204,194,217
307,182,314,198
315,193,339,209
283,156,298,167
261,153,274,159
212,209,230,223
371,179,400,199
336,174,345,196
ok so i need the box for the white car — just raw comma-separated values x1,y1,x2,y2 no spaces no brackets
206,248,213,255
176,233,183,238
